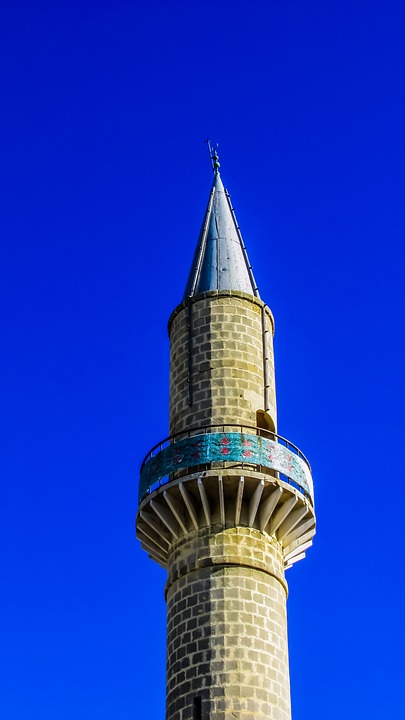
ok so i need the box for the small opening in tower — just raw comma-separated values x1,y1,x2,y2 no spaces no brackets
256,410,275,438
193,696,202,720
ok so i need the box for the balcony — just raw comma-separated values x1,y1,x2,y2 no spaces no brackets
139,424,314,506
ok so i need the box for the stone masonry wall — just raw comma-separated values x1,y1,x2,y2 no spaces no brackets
166,527,291,720
168,291,276,436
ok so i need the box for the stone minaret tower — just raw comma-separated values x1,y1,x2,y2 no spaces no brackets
136,148,315,720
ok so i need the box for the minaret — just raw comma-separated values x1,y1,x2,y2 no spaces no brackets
136,146,316,720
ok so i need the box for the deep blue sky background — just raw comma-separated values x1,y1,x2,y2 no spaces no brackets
1,1,405,718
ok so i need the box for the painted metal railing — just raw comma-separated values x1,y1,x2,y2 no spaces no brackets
139,424,314,505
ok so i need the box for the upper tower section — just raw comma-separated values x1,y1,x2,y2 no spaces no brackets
137,149,315,574
168,146,277,437
183,169,259,299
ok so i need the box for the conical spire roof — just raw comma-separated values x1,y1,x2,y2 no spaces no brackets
183,170,259,299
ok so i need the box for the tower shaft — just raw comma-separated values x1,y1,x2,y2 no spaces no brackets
166,527,290,720
136,163,315,720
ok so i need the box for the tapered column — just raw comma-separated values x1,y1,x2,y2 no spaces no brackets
166,526,291,720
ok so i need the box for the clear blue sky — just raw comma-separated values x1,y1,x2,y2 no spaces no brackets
1,1,404,718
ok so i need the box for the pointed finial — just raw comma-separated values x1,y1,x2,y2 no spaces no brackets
206,139,220,174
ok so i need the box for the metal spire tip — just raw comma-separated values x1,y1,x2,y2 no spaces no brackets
206,139,220,174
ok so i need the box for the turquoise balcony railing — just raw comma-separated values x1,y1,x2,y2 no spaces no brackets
139,425,313,505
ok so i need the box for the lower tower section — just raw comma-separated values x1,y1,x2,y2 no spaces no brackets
137,455,315,720
166,526,291,720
